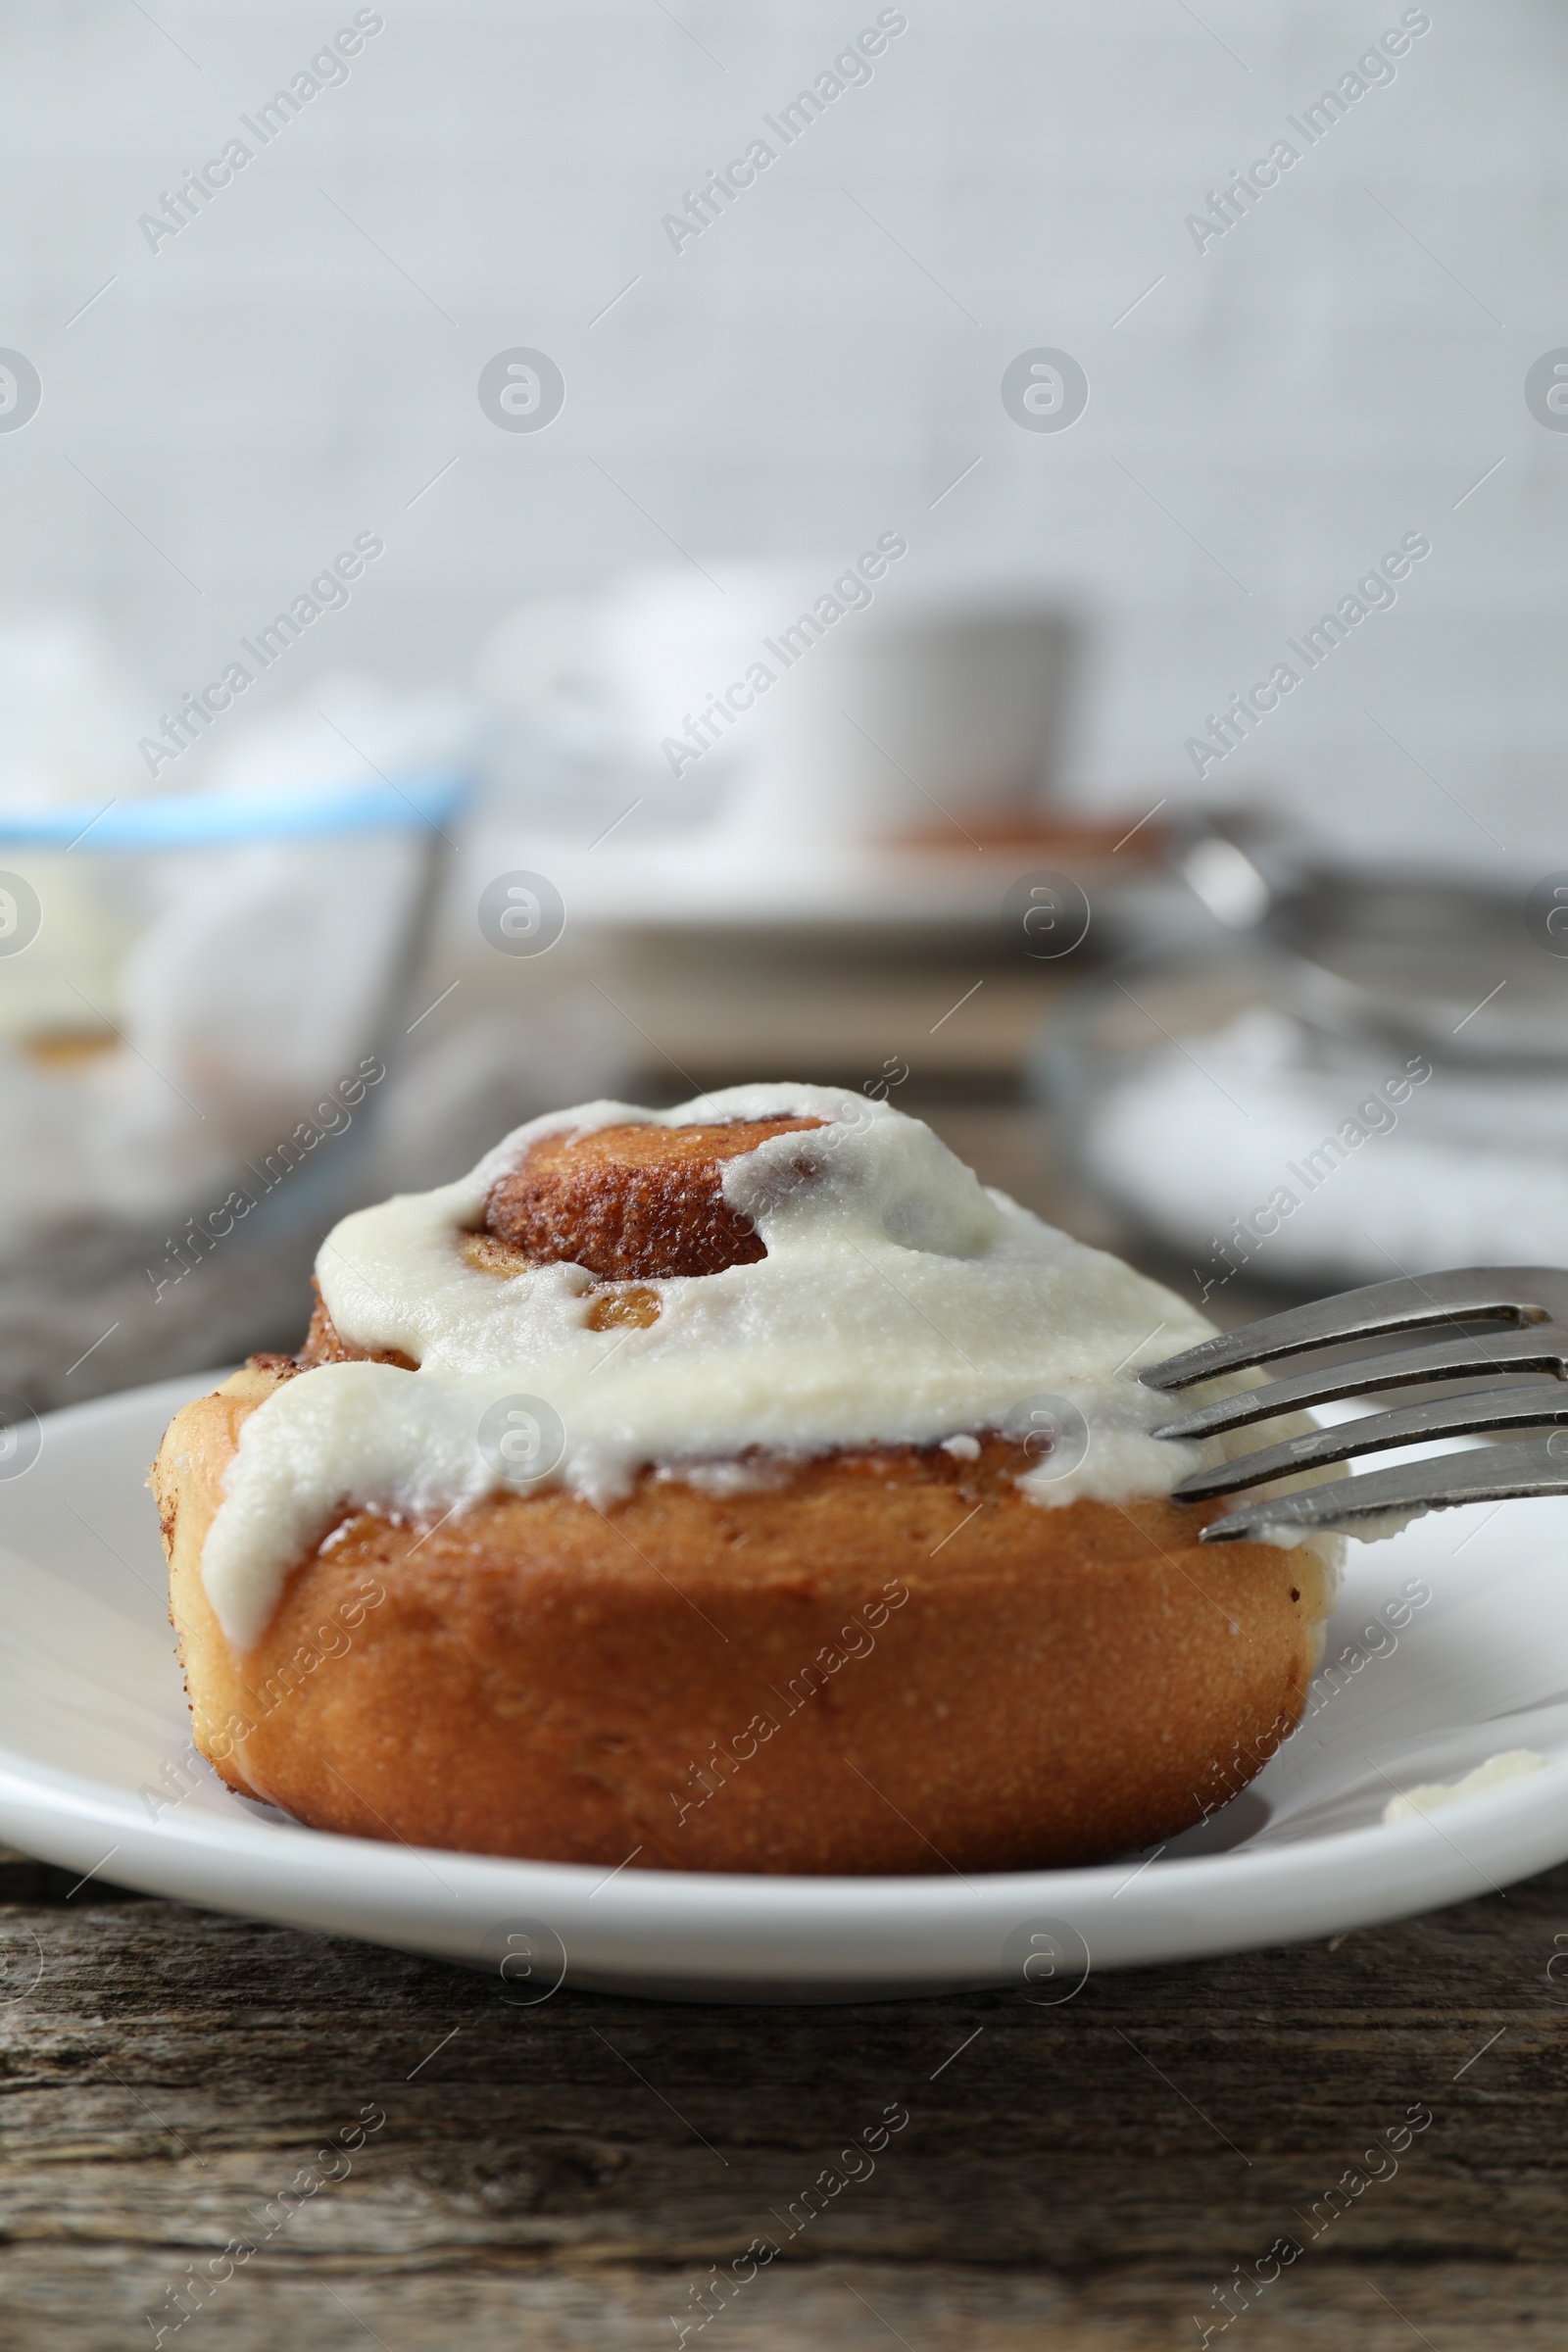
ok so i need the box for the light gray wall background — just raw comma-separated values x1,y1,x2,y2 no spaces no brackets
0,0,1561,858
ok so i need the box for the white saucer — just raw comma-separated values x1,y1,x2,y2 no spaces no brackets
2,1377,1566,2003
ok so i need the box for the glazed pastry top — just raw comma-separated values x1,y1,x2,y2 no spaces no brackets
200,1084,1221,1646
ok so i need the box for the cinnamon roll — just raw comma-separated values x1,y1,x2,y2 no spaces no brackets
152,1088,1337,1873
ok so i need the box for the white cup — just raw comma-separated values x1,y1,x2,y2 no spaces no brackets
596,564,1075,844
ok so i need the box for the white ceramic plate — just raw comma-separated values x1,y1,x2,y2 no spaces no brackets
2,1377,1566,2003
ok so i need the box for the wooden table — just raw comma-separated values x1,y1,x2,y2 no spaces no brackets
4,1838,1565,2350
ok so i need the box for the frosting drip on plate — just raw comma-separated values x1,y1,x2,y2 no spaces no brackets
202,1084,1235,1647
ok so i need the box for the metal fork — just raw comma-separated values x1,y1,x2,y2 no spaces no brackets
1141,1268,1568,1544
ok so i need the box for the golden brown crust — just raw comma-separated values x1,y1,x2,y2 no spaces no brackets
484,1116,823,1281
457,1229,531,1279
298,1281,416,1371
155,1364,1330,1873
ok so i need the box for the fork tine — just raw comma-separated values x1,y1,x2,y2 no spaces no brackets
1142,1267,1563,1394
1170,1381,1568,1502
1151,1326,1568,1445
1200,1435,1568,1543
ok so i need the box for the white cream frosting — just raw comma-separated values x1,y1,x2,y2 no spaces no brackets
199,1083,1322,1649
1382,1749,1549,1823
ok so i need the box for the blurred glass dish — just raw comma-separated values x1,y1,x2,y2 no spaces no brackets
1033,865,1568,1301
0,776,463,1405
1265,865,1568,1069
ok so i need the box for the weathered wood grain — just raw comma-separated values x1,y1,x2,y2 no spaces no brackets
4,1843,1568,2348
